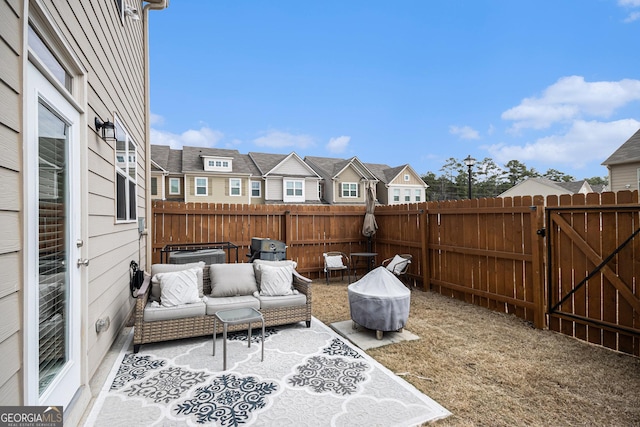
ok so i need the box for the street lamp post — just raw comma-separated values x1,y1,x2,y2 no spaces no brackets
464,155,476,199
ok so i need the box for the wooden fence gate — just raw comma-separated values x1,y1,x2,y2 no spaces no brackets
546,192,640,356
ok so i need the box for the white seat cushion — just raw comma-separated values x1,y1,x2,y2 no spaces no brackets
205,295,260,315
143,301,206,322
256,293,307,310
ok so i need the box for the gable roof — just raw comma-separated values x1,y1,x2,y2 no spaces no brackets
151,144,182,173
305,156,377,180
249,151,320,177
181,146,260,175
602,128,640,166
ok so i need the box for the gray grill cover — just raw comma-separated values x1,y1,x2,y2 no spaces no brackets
348,266,410,332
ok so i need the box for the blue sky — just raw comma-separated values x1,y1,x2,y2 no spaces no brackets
148,1,640,180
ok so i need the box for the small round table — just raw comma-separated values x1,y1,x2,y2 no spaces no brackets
213,307,265,370
350,252,377,280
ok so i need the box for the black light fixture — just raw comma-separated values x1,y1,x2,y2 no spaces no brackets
95,117,116,141
463,155,476,199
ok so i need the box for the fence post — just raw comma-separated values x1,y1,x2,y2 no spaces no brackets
284,209,291,248
420,208,429,291
530,197,546,329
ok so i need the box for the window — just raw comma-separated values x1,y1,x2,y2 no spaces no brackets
284,179,304,202
203,156,232,172
404,189,411,202
404,174,410,182
230,178,241,196
28,25,72,92
393,189,400,202
115,118,137,222
169,178,180,195
151,177,158,196
341,182,358,198
251,181,261,197
195,177,207,196
415,189,421,202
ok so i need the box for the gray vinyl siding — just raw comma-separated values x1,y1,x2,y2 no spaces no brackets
609,163,640,192
0,0,22,405
0,0,153,414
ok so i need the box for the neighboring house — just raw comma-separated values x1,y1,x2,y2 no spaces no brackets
305,156,379,205
602,128,640,192
182,146,261,204
366,163,428,205
499,177,595,198
249,152,322,204
151,144,184,201
0,0,167,422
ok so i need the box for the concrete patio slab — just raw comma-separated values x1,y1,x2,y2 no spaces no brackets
330,320,419,350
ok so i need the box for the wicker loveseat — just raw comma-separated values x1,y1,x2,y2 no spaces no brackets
133,260,312,353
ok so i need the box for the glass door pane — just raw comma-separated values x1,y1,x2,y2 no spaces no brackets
37,101,69,394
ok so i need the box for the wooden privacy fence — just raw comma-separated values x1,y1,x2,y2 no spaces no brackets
152,191,640,356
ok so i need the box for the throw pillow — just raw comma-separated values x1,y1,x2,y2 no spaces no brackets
209,263,258,297
385,255,409,274
252,259,297,284
257,264,295,296
150,262,205,301
325,255,345,268
155,268,201,307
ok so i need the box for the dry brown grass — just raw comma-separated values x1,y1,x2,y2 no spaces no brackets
312,278,640,426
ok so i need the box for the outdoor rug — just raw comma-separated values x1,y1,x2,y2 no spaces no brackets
84,317,450,426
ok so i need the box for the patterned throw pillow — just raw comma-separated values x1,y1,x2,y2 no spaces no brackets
256,264,295,296
385,255,409,274
156,268,201,307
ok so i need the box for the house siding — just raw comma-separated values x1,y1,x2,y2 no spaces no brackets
1,0,159,420
185,175,249,203
335,166,365,203
608,162,640,192
0,0,22,407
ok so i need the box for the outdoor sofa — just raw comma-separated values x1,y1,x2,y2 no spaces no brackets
133,259,312,352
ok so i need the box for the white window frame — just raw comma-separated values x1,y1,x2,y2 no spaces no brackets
150,177,158,196
341,182,358,198
404,189,411,202
251,180,261,198
114,116,137,223
415,189,422,202
404,174,410,181
230,178,241,196
284,179,304,202
169,177,180,195
393,188,400,202
195,177,208,196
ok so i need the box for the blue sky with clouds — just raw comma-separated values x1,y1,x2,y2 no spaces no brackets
148,1,640,180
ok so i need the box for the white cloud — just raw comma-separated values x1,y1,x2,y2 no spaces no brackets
449,125,480,140
619,0,640,7
326,136,350,153
149,112,164,126
253,130,315,148
624,11,640,22
485,119,640,169
150,126,224,149
502,76,640,132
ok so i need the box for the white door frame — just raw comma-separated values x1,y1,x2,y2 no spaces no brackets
24,61,82,407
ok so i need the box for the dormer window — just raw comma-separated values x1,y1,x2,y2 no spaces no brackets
203,155,232,172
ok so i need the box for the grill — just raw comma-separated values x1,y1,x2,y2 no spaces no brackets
247,237,287,262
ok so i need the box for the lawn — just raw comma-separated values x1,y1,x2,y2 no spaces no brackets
312,278,640,426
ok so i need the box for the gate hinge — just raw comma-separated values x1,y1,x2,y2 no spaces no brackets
536,228,546,237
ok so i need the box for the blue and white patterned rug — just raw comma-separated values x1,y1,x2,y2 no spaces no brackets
84,318,450,426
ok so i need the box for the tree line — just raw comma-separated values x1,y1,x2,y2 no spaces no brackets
421,157,608,201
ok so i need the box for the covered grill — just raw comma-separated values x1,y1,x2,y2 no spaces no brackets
248,237,287,262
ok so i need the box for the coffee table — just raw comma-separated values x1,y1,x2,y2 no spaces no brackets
213,307,265,370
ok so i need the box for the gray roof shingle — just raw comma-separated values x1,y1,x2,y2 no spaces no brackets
602,128,640,166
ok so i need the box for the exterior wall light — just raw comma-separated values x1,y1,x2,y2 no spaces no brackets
95,117,116,141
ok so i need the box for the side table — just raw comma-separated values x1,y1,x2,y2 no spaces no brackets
213,307,265,370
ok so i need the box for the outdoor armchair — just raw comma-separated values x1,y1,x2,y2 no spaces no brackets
323,252,351,285
381,254,412,284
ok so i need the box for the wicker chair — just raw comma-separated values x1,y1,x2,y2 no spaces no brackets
323,252,351,285
381,254,412,284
